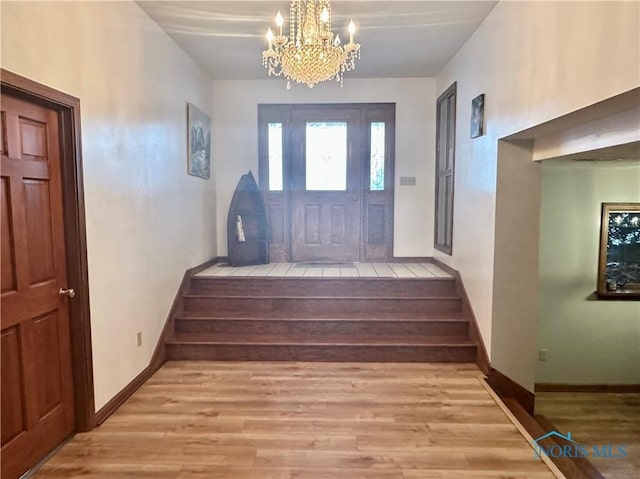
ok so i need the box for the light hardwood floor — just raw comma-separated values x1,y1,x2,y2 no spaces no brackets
33,362,557,478
536,392,640,479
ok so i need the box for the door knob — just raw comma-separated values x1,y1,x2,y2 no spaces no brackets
59,288,76,298
352,195,358,201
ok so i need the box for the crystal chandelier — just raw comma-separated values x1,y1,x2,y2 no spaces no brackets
262,0,360,88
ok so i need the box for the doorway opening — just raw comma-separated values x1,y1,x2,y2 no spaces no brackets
489,87,639,479
258,103,395,263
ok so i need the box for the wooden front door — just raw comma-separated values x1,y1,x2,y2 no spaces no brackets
290,109,362,262
1,94,75,479
259,103,395,263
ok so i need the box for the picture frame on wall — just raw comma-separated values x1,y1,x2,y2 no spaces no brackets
470,93,484,138
187,103,211,179
597,202,640,298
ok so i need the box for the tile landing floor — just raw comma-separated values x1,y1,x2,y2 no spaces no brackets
196,262,452,279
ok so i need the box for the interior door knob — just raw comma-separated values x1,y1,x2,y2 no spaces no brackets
59,288,76,298
352,195,358,201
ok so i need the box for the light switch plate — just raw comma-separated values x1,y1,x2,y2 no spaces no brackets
399,176,416,186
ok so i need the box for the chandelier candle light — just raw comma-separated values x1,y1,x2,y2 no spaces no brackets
262,0,360,88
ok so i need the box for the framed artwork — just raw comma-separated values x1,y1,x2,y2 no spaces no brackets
470,93,484,138
597,202,640,298
187,103,211,179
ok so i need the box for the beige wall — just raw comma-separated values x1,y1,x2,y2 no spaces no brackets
533,109,640,162
212,78,436,258
491,140,542,391
537,161,640,385
435,1,640,389
1,1,217,409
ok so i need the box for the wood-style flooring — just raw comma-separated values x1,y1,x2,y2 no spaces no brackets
536,392,640,479
33,362,558,478
196,262,452,279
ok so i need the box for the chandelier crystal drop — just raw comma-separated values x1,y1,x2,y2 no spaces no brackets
262,0,360,88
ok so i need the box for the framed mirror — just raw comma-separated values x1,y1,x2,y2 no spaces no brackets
597,203,640,298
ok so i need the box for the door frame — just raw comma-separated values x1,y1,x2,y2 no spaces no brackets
1,69,95,432
258,103,395,263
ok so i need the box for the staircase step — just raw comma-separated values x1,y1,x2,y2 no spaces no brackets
160,270,481,365
166,333,477,362
169,332,475,345
174,317,470,337
181,296,463,318
189,277,456,297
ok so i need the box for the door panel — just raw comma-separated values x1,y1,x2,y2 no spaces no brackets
19,118,48,160
25,179,56,283
1,327,26,446
268,203,286,245
291,109,361,262
0,112,6,154
1,94,75,479
304,204,321,244
330,205,347,245
32,312,65,417
367,204,386,245
1,177,16,293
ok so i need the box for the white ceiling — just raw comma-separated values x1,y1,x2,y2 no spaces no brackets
136,1,498,80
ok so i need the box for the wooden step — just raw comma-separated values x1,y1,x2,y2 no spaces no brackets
181,296,463,318
159,270,481,365
188,277,456,297
166,333,477,362
174,317,470,337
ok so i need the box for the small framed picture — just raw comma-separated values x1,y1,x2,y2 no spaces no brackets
187,103,211,179
470,93,484,138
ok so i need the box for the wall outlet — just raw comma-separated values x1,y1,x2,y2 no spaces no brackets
538,348,548,361
137,331,143,347
399,176,416,186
